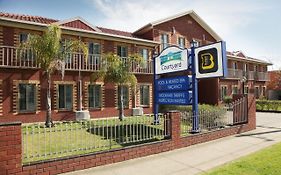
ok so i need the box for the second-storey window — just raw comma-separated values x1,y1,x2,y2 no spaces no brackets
178,37,185,48
58,84,73,110
19,33,28,43
117,46,128,58
19,33,33,61
140,85,150,106
161,34,169,50
140,48,148,68
19,83,36,112
88,42,101,65
88,84,101,109
118,85,129,108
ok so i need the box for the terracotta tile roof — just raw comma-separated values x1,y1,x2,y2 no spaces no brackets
0,12,58,24
97,27,136,38
0,12,137,38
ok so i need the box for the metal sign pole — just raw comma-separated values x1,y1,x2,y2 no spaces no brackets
191,45,199,133
153,53,159,124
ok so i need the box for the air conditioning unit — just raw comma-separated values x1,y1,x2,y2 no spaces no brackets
75,110,90,121
132,107,144,116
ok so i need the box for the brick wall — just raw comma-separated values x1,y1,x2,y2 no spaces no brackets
0,94,256,175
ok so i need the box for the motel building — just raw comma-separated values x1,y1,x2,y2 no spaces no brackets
0,10,271,123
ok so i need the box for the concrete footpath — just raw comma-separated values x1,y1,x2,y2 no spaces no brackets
63,112,281,175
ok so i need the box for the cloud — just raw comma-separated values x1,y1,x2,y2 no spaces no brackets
87,0,279,68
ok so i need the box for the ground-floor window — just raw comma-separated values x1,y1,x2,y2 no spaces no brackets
88,84,101,109
255,86,260,98
262,86,266,97
58,84,73,110
220,85,227,100
19,83,36,112
118,85,129,108
232,85,238,95
140,85,150,106
244,86,249,94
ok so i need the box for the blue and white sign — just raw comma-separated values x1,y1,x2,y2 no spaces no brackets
156,76,192,91
157,91,192,105
155,46,189,75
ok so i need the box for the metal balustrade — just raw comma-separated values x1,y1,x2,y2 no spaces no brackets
181,96,248,136
22,114,169,164
225,68,269,81
0,46,153,74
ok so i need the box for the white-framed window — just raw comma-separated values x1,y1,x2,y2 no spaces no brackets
88,84,101,109
233,62,238,70
262,86,266,97
161,33,169,50
140,85,150,106
220,85,228,100
244,86,249,94
140,48,149,68
118,85,129,108
254,86,260,98
88,42,101,65
232,85,238,95
117,45,128,58
178,37,185,48
19,83,36,112
58,84,73,110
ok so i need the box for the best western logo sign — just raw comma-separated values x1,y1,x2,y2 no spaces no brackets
195,41,227,79
155,46,188,75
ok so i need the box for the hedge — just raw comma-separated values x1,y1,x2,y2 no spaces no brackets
256,100,281,111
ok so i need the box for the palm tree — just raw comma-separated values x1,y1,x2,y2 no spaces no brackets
20,24,88,127
92,53,143,121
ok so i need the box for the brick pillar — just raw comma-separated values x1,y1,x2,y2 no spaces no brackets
0,122,22,175
166,111,181,142
247,94,256,130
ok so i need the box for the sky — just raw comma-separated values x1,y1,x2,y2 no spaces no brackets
0,0,281,70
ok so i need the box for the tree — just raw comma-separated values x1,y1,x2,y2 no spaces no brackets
20,24,88,127
92,53,143,121
267,70,281,90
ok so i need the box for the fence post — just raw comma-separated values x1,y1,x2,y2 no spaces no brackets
166,111,181,143
247,94,256,130
0,122,22,175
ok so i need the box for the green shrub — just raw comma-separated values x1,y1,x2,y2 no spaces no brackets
223,96,232,104
256,100,281,111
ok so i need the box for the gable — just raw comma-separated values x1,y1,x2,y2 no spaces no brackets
61,20,96,31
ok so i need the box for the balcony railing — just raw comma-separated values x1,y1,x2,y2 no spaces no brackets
0,46,153,74
224,68,269,81
226,68,243,79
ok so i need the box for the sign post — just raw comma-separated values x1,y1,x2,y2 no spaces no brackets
190,43,199,132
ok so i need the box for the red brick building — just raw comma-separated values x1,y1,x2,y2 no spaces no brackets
0,10,271,123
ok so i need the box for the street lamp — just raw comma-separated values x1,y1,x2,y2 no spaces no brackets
241,76,247,94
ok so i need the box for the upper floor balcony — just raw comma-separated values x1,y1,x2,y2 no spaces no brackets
0,46,153,74
224,68,269,81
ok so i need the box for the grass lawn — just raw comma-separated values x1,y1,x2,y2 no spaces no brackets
205,142,281,175
22,115,166,164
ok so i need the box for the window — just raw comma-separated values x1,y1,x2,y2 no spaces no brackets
61,39,73,64
118,85,129,108
88,42,101,64
254,86,260,98
140,48,148,68
233,62,238,69
254,65,258,72
19,84,36,112
262,86,266,97
161,34,169,50
220,86,227,100
117,45,128,58
244,86,249,94
140,85,150,106
232,86,238,95
178,37,185,48
19,33,28,43
88,84,101,109
58,84,73,110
